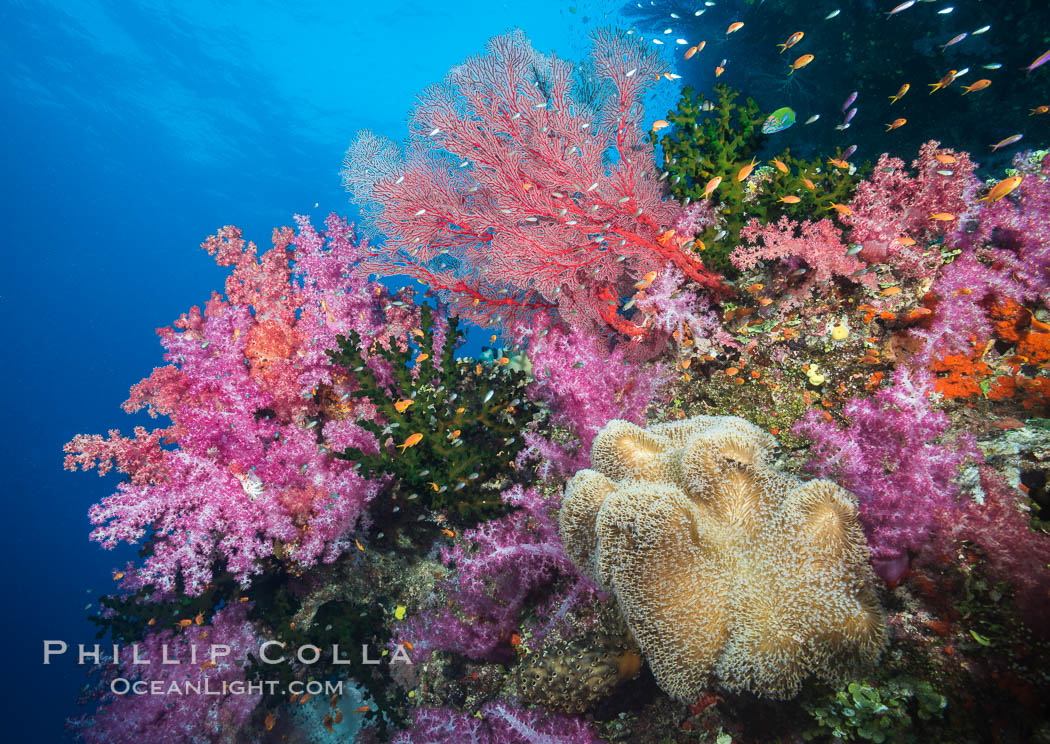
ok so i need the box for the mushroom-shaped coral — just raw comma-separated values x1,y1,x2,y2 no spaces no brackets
560,416,887,701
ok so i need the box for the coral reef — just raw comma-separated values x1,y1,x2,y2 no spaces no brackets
325,302,536,531
560,415,887,700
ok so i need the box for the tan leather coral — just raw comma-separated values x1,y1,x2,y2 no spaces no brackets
560,416,887,700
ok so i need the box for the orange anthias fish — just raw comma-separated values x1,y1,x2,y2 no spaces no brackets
715,64,725,77
323,714,334,734
727,21,744,35
828,157,850,169
397,433,424,452
1031,105,1049,115
885,118,907,131
736,156,759,182
355,706,372,714
634,271,658,289
930,212,957,221
779,195,801,204
778,31,804,53
962,79,992,94
828,203,852,216
264,712,276,731
394,399,414,413
112,571,125,581
651,119,670,131
702,176,723,199
789,54,814,75
888,83,910,104
801,177,816,191
929,70,958,93
978,176,1023,202
772,158,789,173
934,154,956,164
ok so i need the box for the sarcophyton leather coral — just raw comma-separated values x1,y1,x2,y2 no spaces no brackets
559,416,887,700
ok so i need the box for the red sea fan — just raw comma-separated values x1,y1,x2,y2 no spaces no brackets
341,30,724,336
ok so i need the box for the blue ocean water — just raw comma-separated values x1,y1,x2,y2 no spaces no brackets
1,1,620,739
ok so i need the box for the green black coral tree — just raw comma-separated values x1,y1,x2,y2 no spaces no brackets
326,303,536,538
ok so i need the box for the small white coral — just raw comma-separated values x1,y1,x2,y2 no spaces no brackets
560,416,886,700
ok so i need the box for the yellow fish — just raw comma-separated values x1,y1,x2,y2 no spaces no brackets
888,83,910,104
772,158,789,173
885,118,907,131
801,177,816,191
735,156,759,182
962,79,992,95
397,433,424,452
788,54,814,75
394,399,414,413
930,212,956,221
978,176,1022,202
702,175,722,199
777,31,804,54
828,202,852,216
779,195,801,204
929,70,958,94
827,157,850,169
416,353,429,362
634,271,658,289
726,21,744,35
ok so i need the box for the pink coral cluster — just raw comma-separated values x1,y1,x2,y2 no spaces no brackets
75,604,261,744
341,31,724,337
394,702,602,744
840,140,980,276
64,214,422,594
393,485,600,663
795,368,980,584
512,315,672,478
733,216,875,310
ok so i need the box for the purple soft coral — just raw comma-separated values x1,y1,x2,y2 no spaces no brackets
394,485,600,663
65,215,425,594
795,367,980,583
393,702,602,744
74,604,261,744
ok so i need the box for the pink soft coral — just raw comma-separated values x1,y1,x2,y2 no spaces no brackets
840,140,980,277
65,214,422,594
734,216,874,310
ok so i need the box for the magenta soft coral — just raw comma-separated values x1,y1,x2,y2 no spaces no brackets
794,368,980,583
840,140,980,277
342,31,723,337
392,703,602,744
733,216,875,310
922,466,1050,634
65,214,421,594
75,604,261,744
393,485,600,664
513,316,673,479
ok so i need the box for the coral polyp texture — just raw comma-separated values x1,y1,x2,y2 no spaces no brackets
560,416,887,701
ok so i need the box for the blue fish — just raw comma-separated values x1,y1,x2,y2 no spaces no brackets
762,107,796,134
